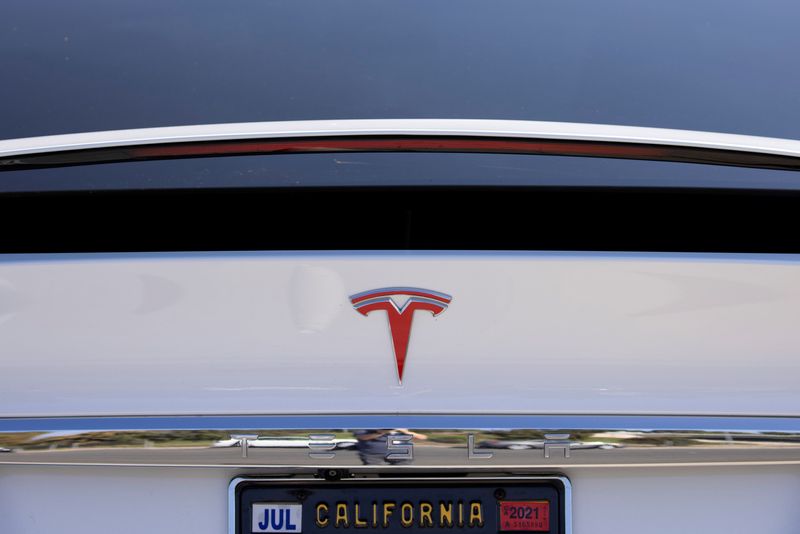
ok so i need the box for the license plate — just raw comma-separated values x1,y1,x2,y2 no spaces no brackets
231,477,569,534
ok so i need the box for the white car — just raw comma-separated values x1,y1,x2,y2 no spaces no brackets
2,1,800,534
2,119,799,534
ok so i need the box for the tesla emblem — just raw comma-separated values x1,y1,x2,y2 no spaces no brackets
350,287,452,383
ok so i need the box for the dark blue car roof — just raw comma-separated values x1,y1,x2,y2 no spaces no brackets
2,0,799,140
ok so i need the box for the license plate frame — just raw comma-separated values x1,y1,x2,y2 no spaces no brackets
230,476,571,534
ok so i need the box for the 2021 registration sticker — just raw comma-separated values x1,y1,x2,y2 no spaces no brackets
499,501,549,532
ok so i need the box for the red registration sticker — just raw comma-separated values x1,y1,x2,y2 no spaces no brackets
499,501,550,532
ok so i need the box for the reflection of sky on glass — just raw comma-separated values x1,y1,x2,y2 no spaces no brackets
2,0,800,140
3,153,800,192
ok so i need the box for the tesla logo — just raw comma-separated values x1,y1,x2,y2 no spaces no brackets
350,287,452,383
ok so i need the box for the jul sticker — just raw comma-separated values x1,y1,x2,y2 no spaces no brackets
252,503,303,533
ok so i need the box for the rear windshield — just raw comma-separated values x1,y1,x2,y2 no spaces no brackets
2,0,799,140
3,153,800,193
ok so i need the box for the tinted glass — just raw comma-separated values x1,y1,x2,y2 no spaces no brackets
2,153,800,192
2,0,799,140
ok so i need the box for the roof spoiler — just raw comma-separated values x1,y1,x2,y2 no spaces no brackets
2,119,800,171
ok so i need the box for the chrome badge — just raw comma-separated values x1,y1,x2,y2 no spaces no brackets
350,287,452,383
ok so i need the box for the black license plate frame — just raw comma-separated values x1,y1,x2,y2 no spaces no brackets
230,476,571,534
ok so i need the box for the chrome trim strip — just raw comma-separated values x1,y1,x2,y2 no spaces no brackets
1,119,800,158
227,476,573,534
1,414,798,432
1,414,798,469
4,460,800,470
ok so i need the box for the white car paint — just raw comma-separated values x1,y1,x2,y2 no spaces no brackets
1,251,799,417
1,465,798,534
2,251,799,534
3,119,800,158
